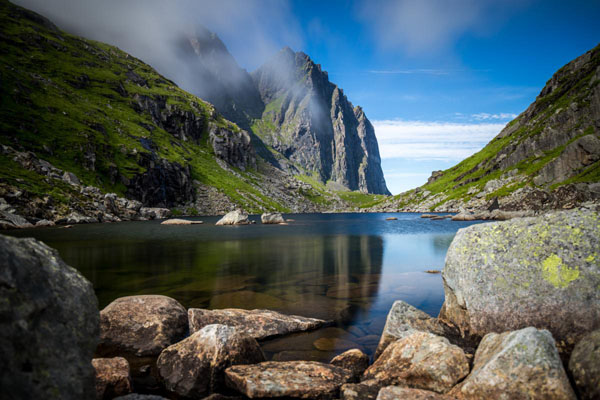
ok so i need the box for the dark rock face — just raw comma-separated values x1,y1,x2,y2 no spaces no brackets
157,324,264,398
569,329,600,400
452,327,575,400
440,209,600,356
97,295,188,357
225,361,353,399
0,234,99,399
340,381,381,400
92,357,132,399
208,124,256,171
251,48,390,195
188,308,327,340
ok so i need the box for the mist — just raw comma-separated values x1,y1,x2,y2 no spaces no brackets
13,0,303,100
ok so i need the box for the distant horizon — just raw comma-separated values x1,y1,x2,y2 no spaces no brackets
14,0,600,194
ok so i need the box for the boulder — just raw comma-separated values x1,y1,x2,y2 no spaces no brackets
0,235,99,399
97,295,188,357
215,209,250,225
440,209,600,355
385,217,398,221
340,380,381,400
0,209,33,228
157,324,264,398
225,361,353,399
420,214,436,218
452,327,576,400
92,357,132,399
568,329,600,400
375,300,447,359
330,349,369,381
261,212,285,224
160,218,203,225
188,308,326,340
450,212,476,221
377,386,451,400
363,331,469,394
63,171,81,185
139,207,172,220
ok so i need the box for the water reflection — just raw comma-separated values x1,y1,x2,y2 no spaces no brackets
5,213,482,362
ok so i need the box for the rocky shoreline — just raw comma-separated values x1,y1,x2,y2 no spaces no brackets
1,209,598,399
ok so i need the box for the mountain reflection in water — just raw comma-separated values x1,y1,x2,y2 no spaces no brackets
6,212,483,361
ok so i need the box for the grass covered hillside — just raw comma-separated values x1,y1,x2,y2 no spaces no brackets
0,0,359,222
374,44,600,213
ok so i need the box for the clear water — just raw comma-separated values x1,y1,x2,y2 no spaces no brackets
6,212,483,362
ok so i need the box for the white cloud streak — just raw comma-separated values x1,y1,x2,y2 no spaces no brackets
369,69,451,75
373,120,506,161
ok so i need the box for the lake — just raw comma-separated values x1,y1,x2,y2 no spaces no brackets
6,212,483,362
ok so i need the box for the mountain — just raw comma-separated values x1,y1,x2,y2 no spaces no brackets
372,44,600,213
0,0,360,225
250,47,390,195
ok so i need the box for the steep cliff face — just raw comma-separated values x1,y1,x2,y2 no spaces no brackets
372,44,600,212
251,48,390,195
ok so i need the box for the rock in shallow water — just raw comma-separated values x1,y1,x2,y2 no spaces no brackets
160,218,203,225
0,234,99,399
157,324,264,399
363,331,469,394
215,209,250,225
330,349,369,381
568,329,600,400
440,209,600,355
92,357,132,399
452,327,575,400
97,295,188,357
261,212,285,224
188,308,327,340
225,361,353,399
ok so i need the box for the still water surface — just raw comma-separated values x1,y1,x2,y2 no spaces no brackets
7,212,483,362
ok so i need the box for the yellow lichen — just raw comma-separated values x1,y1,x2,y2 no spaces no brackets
541,254,580,288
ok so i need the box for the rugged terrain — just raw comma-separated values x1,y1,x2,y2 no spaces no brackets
370,44,600,214
0,0,388,227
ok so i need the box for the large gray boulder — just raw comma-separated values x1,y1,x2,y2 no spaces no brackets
261,212,285,224
451,327,576,399
215,209,250,225
97,295,188,357
440,209,600,355
0,235,99,399
569,329,600,400
188,308,326,340
157,324,264,398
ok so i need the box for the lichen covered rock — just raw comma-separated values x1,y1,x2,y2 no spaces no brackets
330,349,369,381
453,327,576,400
363,331,469,394
377,386,452,400
441,209,600,355
568,329,600,400
157,324,264,398
92,357,132,399
0,235,99,399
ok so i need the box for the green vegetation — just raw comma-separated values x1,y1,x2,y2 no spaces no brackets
337,191,387,208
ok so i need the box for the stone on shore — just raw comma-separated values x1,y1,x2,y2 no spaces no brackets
261,212,285,224
453,327,576,400
157,324,264,398
375,300,447,359
440,209,600,355
0,235,99,399
188,308,326,340
139,207,171,220
216,209,250,225
330,349,369,380
0,209,33,228
568,329,600,400
340,380,381,400
225,361,353,399
97,295,188,357
160,218,203,225
92,357,132,399
385,217,398,221
420,214,436,218
377,386,451,400
363,331,469,394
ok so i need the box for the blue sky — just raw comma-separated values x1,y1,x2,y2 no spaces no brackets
17,0,600,194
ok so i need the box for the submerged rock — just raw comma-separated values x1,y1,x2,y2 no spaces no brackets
363,331,469,394
453,327,576,400
98,295,188,357
92,357,132,399
0,235,99,399
330,349,369,381
261,212,285,224
157,324,264,399
375,300,447,359
215,209,250,225
568,329,600,400
188,308,326,340
160,218,203,225
225,361,353,399
440,209,600,355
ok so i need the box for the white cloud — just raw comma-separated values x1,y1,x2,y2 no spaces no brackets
472,112,517,120
373,120,506,161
